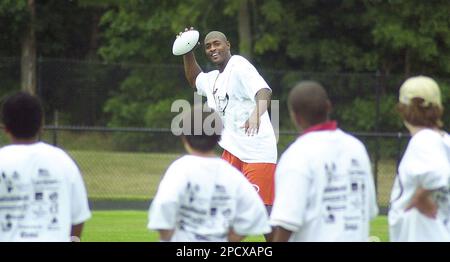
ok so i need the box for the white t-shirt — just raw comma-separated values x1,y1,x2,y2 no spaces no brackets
0,142,91,242
195,55,277,163
388,129,450,242
148,155,271,241
270,129,378,241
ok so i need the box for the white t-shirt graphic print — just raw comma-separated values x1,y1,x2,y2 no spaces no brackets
0,142,91,242
148,155,271,241
389,129,450,242
195,55,277,164
270,129,378,241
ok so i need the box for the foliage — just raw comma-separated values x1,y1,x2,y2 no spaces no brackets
338,95,402,132
0,0,28,57
366,0,450,76
0,1,112,125
1,0,449,134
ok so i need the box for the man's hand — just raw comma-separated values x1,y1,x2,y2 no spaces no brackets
176,27,200,51
243,112,260,136
177,27,194,37
405,187,437,219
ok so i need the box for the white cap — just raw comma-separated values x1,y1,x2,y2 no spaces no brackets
399,76,442,108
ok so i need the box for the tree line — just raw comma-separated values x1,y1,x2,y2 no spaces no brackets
1,0,449,136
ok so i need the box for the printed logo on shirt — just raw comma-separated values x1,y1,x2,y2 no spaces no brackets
323,162,347,224
177,181,234,240
1,172,14,193
252,184,260,193
214,93,229,116
1,214,13,232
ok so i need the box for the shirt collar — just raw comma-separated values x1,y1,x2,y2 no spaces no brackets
301,120,338,136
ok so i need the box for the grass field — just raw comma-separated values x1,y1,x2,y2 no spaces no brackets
0,135,395,241
68,150,180,200
82,211,389,242
66,151,393,242
67,150,397,206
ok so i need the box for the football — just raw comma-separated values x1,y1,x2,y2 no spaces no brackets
172,30,200,56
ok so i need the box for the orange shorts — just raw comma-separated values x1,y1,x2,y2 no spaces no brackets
222,150,275,205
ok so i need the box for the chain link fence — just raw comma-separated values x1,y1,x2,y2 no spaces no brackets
0,125,409,211
1,57,448,211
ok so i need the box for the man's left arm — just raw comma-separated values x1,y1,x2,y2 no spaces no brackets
243,88,271,136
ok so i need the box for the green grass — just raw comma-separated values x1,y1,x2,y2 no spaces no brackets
0,128,400,206
370,215,389,242
68,150,182,200
375,159,397,206
82,211,389,242
64,150,398,206
83,210,153,242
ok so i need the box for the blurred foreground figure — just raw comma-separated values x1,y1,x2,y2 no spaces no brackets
148,105,270,242
389,76,450,242
270,81,378,242
0,92,91,242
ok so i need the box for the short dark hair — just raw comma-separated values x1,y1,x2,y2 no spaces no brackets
182,105,222,152
1,92,43,139
288,81,330,125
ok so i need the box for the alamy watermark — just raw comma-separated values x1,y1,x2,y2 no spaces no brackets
170,94,280,141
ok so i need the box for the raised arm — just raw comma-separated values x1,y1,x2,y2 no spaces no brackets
183,51,202,89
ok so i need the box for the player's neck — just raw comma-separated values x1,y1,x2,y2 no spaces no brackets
183,142,217,158
189,150,216,158
6,131,39,145
404,121,439,136
217,55,231,73
11,137,39,145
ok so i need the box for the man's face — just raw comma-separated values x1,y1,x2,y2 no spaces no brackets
204,37,230,65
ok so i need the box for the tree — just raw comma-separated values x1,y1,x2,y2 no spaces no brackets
98,0,241,129
21,0,36,94
0,0,35,94
366,0,450,77
97,0,449,136
0,0,28,57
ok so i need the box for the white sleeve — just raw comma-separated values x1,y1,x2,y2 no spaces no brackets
270,151,309,231
147,163,183,230
231,174,271,236
195,72,210,97
235,61,270,100
407,136,449,190
69,160,91,225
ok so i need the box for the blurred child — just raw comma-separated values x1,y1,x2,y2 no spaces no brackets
148,105,270,241
270,81,378,242
0,92,91,242
389,76,450,241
